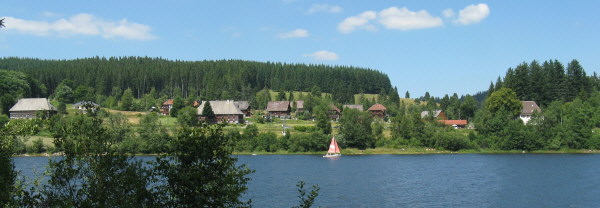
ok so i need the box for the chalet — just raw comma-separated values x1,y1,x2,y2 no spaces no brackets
420,110,447,120
520,101,541,124
192,100,202,108
367,104,387,119
197,100,244,124
343,104,364,111
72,101,100,113
438,120,468,129
328,104,341,120
234,101,251,117
295,100,305,113
267,101,291,118
160,99,174,115
9,98,57,119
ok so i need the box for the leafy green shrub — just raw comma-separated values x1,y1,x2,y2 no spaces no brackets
293,126,319,132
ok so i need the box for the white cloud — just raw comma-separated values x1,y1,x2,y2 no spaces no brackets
378,7,443,31
454,3,490,25
337,11,377,34
2,13,156,40
304,50,339,61
278,29,309,39
442,9,455,18
307,4,342,14
338,7,443,33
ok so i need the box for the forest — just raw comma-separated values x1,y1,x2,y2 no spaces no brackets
0,57,392,105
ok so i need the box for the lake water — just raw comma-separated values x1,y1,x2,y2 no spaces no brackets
13,154,600,207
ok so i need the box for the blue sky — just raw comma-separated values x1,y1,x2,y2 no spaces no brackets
1,0,599,97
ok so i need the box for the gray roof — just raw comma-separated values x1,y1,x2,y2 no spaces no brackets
197,100,243,115
9,98,57,111
521,101,541,115
234,101,250,111
343,104,364,111
421,110,442,118
295,100,304,109
73,101,99,108
267,101,291,112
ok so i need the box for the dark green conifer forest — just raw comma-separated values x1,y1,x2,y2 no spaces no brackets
0,57,392,103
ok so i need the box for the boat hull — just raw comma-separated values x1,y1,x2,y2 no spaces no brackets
323,154,341,158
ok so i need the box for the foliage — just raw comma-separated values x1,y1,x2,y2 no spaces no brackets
120,88,135,111
53,82,75,103
170,96,185,117
339,108,373,149
137,112,171,153
314,105,331,135
177,106,199,126
201,101,215,118
0,94,15,115
254,88,271,110
57,102,67,114
485,88,521,118
38,113,156,207
153,124,253,207
0,69,45,98
0,126,17,207
293,126,319,132
285,132,328,152
293,181,320,208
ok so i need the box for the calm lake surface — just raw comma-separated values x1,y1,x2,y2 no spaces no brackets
14,154,600,207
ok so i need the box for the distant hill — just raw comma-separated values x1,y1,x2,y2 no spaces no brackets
0,57,393,103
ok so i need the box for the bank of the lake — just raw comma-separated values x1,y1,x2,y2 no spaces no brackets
14,147,600,157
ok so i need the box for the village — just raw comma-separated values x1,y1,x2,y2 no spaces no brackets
7,95,542,131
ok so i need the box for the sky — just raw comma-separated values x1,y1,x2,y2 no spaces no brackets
1,0,599,97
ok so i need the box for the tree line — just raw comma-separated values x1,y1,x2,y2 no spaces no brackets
0,57,392,105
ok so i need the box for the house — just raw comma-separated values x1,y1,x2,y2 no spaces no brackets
234,101,251,117
160,99,174,115
327,104,341,120
420,110,447,120
266,101,291,118
438,120,468,129
9,98,57,119
520,101,541,124
197,100,244,124
295,100,305,113
192,100,202,108
367,104,387,118
343,104,364,111
72,101,100,113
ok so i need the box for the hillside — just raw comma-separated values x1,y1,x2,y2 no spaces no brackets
0,57,392,104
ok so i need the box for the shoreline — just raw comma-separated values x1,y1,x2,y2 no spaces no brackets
13,148,600,157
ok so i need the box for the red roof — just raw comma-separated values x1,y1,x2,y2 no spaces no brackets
329,104,341,113
163,99,174,105
367,104,386,111
438,120,468,125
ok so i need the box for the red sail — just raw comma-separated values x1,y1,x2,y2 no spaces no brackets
327,136,340,154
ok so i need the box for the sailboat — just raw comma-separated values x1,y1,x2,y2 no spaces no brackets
323,135,341,158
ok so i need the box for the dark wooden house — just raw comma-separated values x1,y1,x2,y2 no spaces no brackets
197,100,244,124
160,99,174,115
267,101,291,118
367,103,387,119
